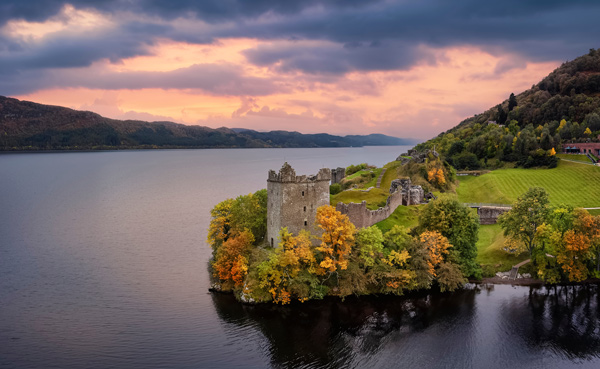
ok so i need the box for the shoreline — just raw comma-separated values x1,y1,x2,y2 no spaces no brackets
474,276,600,287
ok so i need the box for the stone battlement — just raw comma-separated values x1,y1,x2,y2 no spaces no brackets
268,162,331,183
267,163,331,247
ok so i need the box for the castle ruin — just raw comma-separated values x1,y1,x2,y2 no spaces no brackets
335,179,424,228
267,163,424,246
267,163,331,247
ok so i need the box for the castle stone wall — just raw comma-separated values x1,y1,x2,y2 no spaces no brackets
335,189,406,229
331,167,346,184
477,206,510,225
267,163,331,247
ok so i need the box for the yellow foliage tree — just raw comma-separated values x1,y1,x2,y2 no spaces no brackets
207,198,234,250
585,127,592,136
549,147,556,156
315,205,356,275
419,231,451,277
257,229,316,304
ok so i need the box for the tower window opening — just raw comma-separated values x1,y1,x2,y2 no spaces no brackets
304,220,307,226
304,206,306,212
302,190,304,197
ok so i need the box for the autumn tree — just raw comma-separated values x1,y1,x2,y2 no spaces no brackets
416,196,480,278
315,205,356,276
419,231,450,276
498,187,550,259
346,226,413,296
557,229,591,282
383,226,431,290
207,198,234,251
212,230,255,289
207,189,267,250
256,228,319,304
229,189,268,243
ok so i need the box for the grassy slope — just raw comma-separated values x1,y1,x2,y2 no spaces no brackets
476,224,529,274
556,153,593,163
331,161,403,210
375,205,422,233
457,159,600,207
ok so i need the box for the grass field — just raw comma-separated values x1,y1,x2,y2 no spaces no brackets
457,159,600,207
556,153,593,163
476,224,529,275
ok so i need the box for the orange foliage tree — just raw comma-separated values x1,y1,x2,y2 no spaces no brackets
212,230,254,288
315,205,356,275
557,230,590,282
427,168,446,186
554,209,599,281
419,231,451,277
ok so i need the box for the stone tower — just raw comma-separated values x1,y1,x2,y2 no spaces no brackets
267,163,331,247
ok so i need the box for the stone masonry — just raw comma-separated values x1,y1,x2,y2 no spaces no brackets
267,163,331,247
336,178,424,229
477,206,511,225
330,167,346,184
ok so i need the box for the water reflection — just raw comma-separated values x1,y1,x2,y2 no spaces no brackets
502,284,600,360
211,289,478,368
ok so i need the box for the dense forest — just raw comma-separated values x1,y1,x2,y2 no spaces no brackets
416,49,600,169
0,96,413,150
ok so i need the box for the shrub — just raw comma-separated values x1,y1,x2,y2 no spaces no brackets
330,183,342,195
346,163,368,175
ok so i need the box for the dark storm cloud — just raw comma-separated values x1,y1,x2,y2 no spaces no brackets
0,0,381,26
2,0,599,91
243,41,435,74
0,63,283,96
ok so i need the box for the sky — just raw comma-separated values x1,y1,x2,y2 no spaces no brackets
1,1,599,140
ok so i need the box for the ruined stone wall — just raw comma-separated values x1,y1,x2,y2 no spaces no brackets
331,167,346,184
477,206,510,225
335,189,405,229
267,163,331,247
336,179,424,229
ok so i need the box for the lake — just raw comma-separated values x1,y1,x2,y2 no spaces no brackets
1,147,599,369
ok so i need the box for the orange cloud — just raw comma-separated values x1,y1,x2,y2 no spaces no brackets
14,41,559,139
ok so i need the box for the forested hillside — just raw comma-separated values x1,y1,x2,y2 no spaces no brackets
0,96,414,150
416,49,600,169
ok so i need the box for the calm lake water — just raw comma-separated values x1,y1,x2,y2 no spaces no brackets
1,147,599,369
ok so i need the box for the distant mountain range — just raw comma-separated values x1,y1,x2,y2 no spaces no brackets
0,96,415,150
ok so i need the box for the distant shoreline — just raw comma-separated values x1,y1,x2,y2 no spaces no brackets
0,144,413,154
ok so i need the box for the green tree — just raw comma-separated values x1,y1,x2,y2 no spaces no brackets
498,187,550,259
497,104,508,124
415,196,480,278
229,189,268,244
508,93,518,112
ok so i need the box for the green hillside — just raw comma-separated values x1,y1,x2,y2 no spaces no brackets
457,160,600,207
416,49,600,170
